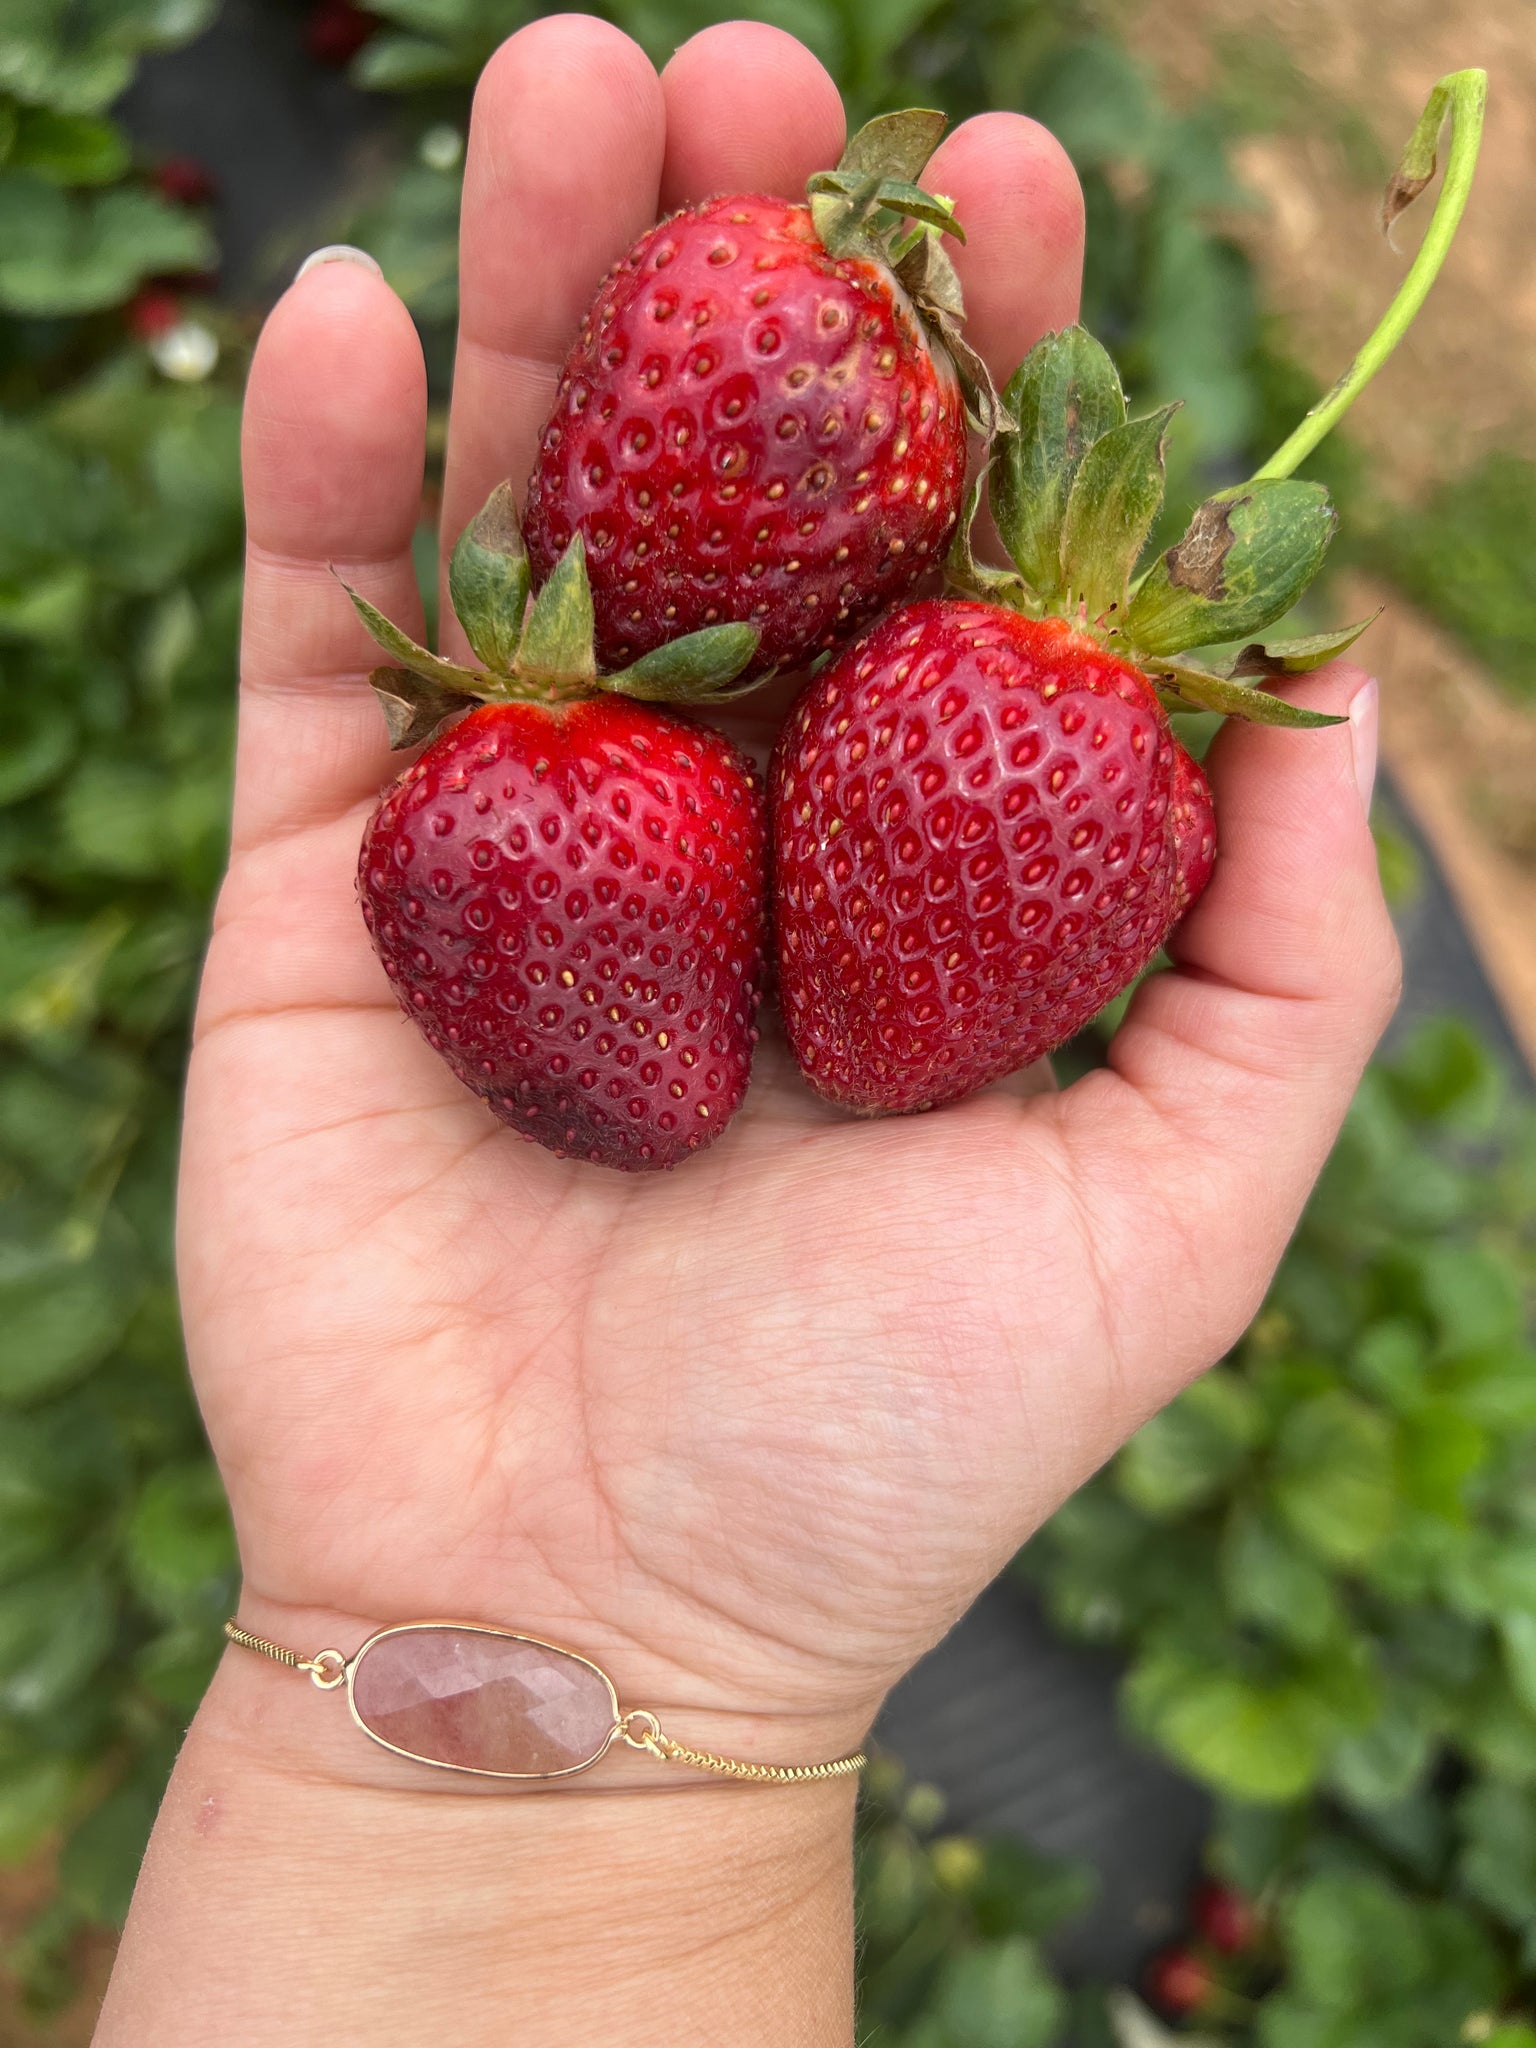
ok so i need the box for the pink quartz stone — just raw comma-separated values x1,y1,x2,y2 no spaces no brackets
351,1627,618,1775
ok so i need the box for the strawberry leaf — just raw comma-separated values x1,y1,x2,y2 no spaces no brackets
944,464,1033,606
1122,479,1336,656
605,623,763,703
991,326,1127,600
1232,612,1383,677
447,481,529,676
367,668,477,750
515,534,597,685
336,576,485,695
835,109,947,186
1059,403,1178,627
1150,658,1346,728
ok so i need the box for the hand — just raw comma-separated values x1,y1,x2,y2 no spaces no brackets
178,16,1399,1781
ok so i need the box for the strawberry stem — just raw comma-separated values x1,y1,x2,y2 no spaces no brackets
1251,67,1486,484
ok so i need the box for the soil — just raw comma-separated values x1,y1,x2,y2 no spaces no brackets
1125,0,1536,1067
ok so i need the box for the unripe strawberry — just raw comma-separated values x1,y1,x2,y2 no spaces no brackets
345,486,770,1170
524,111,1001,684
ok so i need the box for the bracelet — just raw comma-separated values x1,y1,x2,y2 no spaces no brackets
224,1619,867,1786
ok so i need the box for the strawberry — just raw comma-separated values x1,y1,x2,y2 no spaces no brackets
773,323,1371,1114
304,0,378,66
773,602,1215,1111
153,156,218,208
127,286,181,340
772,67,1489,1117
344,487,769,1171
1190,1879,1260,1955
523,111,1001,683
1144,1945,1215,2019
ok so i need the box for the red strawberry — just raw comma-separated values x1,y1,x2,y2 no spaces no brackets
773,318,1371,1114
153,156,218,208
360,699,765,1170
1191,1879,1259,1955
772,602,1214,1112
127,286,181,340
523,110,1000,683
344,485,771,1171
1145,1945,1215,2018
304,0,378,66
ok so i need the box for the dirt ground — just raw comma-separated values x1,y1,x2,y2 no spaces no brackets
1125,0,1536,1065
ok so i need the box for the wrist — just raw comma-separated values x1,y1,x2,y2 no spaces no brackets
100,1637,858,2046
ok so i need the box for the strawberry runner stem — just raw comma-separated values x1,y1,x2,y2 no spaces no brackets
1252,68,1487,484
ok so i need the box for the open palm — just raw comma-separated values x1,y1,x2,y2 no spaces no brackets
179,16,1399,1776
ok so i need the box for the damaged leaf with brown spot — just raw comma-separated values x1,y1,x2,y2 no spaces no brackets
1122,480,1337,658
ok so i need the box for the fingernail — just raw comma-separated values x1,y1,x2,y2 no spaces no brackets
1349,677,1379,812
296,244,382,282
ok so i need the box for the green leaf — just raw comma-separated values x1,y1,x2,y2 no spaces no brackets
991,326,1126,598
917,1936,1065,2048
337,576,484,696
1221,1504,1343,1652
0,1753,81,1864
447,481,530,675
0,1234,139,1404
1270,1392,1396,1565
59,1782,157,1927
1058,403,1177,625
0,176,214,315
1330,1692,1438,1810
835,109,948,185
1502,1612,1536,1719
606,623,762,702
367,666,477,752
1281,1871,1423,2007
1157,647,1347,721
125,1463,235,1623
1232,613,1383,677
0,0,219,113
516,536,597,684
9,107,128,185
1117,1369,1263,1518
1458,1780,1536,1930
1123,480,1336,656
1126,1652,1332,1803
0,1566,114,1719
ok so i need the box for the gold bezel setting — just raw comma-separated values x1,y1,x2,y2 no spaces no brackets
341,1621,623,1781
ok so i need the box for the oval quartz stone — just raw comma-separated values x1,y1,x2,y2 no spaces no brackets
351,1627,618,1776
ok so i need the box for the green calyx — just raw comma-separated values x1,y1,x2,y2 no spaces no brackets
807,110,1003,438
947,66,1486,730
339,482,762,751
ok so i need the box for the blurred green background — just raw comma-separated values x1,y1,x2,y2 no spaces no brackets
1,0,1534,2039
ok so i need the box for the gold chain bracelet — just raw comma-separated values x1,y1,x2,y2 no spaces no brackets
224,1619,866,1786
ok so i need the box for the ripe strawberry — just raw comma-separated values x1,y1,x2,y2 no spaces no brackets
773,602,1214,1111
344,486,770,1171
304,0,378,66
1145,1945,1215,2018
523,110,1000,683
1191,1879,1259,1955
774,319,1374,1114
153,155,218,208
127,286,181,340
